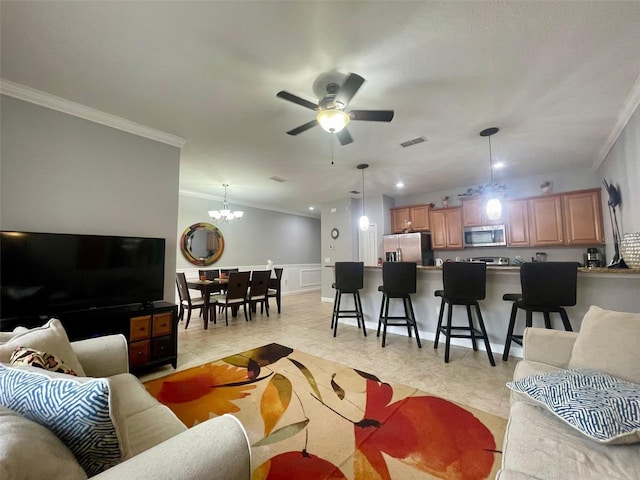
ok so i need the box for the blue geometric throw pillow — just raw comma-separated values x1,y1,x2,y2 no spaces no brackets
0,364,121,476
507,368,640,444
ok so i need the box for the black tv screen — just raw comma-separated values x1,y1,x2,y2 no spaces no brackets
1,232,165,319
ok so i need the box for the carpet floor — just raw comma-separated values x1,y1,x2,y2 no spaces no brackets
145,343,506,480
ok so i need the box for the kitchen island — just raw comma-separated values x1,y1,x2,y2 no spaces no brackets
324,264,640,359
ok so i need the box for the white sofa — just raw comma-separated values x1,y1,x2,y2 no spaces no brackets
498,306,640,479
0,320,252,480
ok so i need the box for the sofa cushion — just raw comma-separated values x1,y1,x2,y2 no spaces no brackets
0,319,85,376
0,364,121,476
569,306,640,384
10,346,78,375
501,401,640,480
507,368,640,445
0,405,88,480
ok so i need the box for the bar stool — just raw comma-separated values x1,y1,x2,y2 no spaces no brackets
502,262,578,361
434,262,495,366
331,262,366,337
377,262,421,348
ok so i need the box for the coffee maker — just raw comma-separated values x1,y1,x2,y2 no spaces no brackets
584,247,603,268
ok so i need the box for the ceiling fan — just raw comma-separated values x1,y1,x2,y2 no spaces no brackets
276,73,394,146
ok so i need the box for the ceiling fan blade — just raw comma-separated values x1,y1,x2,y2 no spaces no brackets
349,110,394,122
335,73,365,107
336,128,353,146
277,91,319,111
286,120,318,136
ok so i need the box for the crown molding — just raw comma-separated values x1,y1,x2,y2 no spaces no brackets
595,72,640,169
0,79,187,148
179,189,320,219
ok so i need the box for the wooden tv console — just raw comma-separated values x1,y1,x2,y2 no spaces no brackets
0,301,178,375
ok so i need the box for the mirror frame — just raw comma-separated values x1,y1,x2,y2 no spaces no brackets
180,222,225,266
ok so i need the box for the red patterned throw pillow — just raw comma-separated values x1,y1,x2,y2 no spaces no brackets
9,347,78,376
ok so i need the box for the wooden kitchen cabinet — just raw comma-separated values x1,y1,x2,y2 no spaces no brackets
429,207,463,249
506,199,531,246
391,207,411,233
390,204,430,233
562,189,605,245
528,194,564,246
461,196,504,226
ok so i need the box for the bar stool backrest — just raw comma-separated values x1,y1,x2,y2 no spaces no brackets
382,262,417,295
520,262,579,306
443,262,486,301
334,262,364,292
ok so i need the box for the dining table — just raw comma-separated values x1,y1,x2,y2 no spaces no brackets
186,278,226,326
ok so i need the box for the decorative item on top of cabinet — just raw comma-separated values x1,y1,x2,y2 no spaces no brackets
429,207,463,249
461,196,504,227
390,204,430,233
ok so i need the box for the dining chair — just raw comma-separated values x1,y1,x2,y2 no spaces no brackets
247,270,271,319
210,271,251,325
198,268,220,281
267,268,284,313
175,272,206,329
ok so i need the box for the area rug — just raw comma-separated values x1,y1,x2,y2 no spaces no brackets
144,343,506,480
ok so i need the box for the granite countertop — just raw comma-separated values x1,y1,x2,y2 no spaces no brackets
355,264,640,275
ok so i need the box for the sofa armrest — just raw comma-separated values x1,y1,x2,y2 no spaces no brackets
522,327,578,368
72,334,129,377
92,414,252,480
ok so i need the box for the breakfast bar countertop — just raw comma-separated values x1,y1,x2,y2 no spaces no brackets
352,264,640,276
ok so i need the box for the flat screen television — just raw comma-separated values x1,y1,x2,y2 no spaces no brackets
1,231,165,319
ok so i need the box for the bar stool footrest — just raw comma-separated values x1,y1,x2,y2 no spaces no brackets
438,326,486,339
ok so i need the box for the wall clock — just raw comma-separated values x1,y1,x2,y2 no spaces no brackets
330,228,340,239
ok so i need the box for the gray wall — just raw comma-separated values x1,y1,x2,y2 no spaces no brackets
177,193,321,269
598,103,640,262
0,96,181,302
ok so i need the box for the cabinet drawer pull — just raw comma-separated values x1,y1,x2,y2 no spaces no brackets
161,322,167,327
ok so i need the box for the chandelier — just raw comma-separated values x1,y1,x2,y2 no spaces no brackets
208,184,244,224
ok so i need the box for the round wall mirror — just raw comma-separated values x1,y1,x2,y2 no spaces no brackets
180,222,224,266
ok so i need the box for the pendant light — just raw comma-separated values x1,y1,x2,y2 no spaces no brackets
479,127,502,221
357,163,370,231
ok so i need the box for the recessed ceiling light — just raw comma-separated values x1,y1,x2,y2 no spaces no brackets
396,182,405,188
308,206,315,211
493,162,505,169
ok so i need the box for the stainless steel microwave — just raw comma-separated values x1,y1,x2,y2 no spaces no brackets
463,225,507,247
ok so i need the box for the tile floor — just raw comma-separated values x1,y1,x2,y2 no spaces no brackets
139,291,517,418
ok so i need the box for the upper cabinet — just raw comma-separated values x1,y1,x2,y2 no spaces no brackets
390,204,430,233
461,197,504,226
505,199,530,247
562,189,604,245
528,194,565,246
506,188,604,247
429,207,463,249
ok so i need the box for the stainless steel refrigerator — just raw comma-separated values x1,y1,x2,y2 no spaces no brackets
383,232,434,266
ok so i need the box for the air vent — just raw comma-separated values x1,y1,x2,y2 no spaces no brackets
349,190,360,195
400,136,426,148
270,176,287,182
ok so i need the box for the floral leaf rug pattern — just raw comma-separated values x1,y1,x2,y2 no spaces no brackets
144,343,506,480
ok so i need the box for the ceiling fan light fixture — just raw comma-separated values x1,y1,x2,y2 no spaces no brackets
317,109,350,133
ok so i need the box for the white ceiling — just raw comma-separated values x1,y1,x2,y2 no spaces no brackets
2,1,640,218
